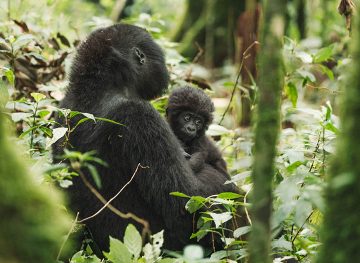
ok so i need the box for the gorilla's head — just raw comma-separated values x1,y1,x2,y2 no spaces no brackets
166,86,215,143
69,23,169,100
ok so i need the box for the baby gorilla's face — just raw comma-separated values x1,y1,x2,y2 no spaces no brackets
176,111,204,142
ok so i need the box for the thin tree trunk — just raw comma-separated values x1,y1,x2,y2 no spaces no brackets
238,1,260,127
317,2,360,262
249,0,286,262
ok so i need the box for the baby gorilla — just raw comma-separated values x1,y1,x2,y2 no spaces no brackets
166,86,236,193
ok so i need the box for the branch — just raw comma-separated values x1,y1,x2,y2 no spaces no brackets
76,163,151,239
218,41,259,125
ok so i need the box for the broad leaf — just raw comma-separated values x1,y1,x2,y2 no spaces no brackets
124,224,142,259
104,237,133,263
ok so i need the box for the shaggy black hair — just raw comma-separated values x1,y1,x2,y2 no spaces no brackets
53,24,237,254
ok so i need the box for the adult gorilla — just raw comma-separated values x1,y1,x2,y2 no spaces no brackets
54,24,236,252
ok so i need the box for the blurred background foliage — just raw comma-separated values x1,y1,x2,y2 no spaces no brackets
0,0,355,262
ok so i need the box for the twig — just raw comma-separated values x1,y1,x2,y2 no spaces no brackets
57,212,79,261
218,41,259,125
308,131,322,173
185,42,204,80
291,211,314,244
110,0,127,22
244,185,252,225
76,163,151,239
79,163,145,222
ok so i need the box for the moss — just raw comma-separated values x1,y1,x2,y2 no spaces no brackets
249,1,286,262
0,114,72,263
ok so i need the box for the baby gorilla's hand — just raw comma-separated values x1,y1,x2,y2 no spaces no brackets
182,150,191,159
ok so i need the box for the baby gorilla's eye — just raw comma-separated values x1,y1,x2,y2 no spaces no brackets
195,119,203,127
184,114,191,122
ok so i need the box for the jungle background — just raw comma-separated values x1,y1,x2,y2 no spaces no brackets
0,0,359,262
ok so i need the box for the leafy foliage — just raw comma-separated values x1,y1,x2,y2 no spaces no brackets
0,1,348,262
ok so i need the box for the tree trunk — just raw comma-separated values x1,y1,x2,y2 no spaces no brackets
237,1,261,127
172,0,245,67
249,0,286,262
284,0,307,39
317,2,360,262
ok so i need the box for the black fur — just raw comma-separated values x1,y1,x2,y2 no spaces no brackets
166,86,238,194
53,24,237,252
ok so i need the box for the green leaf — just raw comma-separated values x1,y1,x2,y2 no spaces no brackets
82,112,96,122
324,122,339,134
313,45,334,63
38,110,51,118
285,82,298,107
39,126,53,138
0,79,9,107
86,164,102,188
319,64,334,80
19,126,39,138
0,37,11,51
30,92,46,102
208,212,232,228
170,192,189,198
297,69,316,83
217,192,242,199
185,197,205,213
295,198,312,227
11,112,33,122
12,34,35,53
286,161,304,173
295,51,312,63
124,224,142,259
233,226,251,238
104,237,133,263
4,67,15,85
95,117,124,126
46,127,67,149
271,236,292,251
69,111,81,118
73,117,91,130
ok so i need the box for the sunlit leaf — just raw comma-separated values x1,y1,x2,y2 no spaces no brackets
31,92,46,102
217,192,242,199
233,226,251,238
124,224,142,259
104,237,132,263
285,82,298,107
46,127,67,149
208,212,232,228
170,192,189,198
11,112,33,122
313,45,334,63
12,34,35,54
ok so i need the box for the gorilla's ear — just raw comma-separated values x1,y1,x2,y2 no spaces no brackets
134,47,146,65
109,47,136,83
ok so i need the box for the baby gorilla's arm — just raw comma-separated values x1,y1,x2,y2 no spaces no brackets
189,151,206,173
